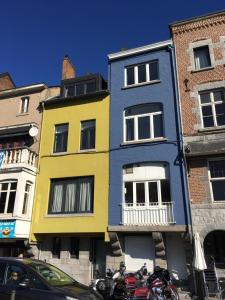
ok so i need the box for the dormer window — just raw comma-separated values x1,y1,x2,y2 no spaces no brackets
64,80,97,97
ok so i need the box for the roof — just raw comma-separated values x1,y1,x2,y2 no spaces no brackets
0,83,47,99
43,90,109,107
170,9,225,27
108,40,172,61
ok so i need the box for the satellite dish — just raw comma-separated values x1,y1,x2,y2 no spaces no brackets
29,126,38,137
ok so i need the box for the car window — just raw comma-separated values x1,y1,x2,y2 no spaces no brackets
6,264,30,288
0,262,6,284
27,261,75,286
30,272,48,290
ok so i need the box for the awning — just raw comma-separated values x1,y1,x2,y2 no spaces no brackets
0,124,33,138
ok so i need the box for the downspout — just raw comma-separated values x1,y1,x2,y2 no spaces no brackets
168,44,193,238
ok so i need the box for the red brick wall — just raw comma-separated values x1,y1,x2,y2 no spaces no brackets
171,14,225,136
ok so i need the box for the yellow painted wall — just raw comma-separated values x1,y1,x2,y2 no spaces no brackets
30,95,109,241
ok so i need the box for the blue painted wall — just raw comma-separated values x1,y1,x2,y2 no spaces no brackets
108,46,189,226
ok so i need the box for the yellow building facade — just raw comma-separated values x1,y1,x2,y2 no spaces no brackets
30,74,109,284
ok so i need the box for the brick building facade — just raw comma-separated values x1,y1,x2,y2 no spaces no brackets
171,11,225,283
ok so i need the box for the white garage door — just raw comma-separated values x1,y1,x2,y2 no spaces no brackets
125,236,155,273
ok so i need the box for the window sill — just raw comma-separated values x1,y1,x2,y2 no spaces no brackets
191,66,214,73
16,113,29,117
198,126,225,134
51,152,68,156
122,80,161,90
78,149,96,153
121,137,167,146
45,213,94,218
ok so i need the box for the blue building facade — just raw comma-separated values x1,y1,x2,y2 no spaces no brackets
108,41,190,279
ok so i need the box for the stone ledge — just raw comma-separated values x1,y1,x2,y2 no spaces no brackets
108,225,187,232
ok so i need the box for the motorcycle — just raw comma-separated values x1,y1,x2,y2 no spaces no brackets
147,267,179,300
90,268,114,299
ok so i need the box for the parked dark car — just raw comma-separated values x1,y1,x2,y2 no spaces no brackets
0,257,102,300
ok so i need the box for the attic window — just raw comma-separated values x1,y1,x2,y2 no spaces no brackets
64,80,96,97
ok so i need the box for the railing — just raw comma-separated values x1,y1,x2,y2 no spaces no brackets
123,202,175,226
1,148,37,168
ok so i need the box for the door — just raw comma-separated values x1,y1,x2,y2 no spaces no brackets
92,238,106,276
125,236,155,272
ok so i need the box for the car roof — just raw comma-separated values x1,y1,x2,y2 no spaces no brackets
0,257,45,264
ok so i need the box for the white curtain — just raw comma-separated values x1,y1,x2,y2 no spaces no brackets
65,182,76,212
77,178,92,212
51,184,63,212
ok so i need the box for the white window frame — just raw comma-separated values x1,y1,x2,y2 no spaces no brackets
199,89,225,128
123,108,163,143
208,159,225,203
20,97,29,114
124,61,159,87
124,180,164,208
0,181,17,214
22,182,32,215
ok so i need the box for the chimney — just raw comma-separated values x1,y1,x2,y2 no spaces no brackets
62,55,76,80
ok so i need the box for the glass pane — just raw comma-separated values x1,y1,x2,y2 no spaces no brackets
7,192,16,213
126,119,134,141
138,65,146,83
125,182,133,205
70,237,79,258
0,263,6,284
136,182,145,204
6,264,29,288
10,182,17,190
0,192,6,213
213,90,225,102
65,85,75,97
86,81,96,93
126,67,135,85
125,103,161,116
1,183,8,191
215,103,225,126
22,194,28,214
50,183,63,213
54,125,68,153
149,61,159,81
76,84,85,96
194,46,211,69
209,161,225,178
200,93,211,104
211,180,225,201
138,116,150,139
161,180,171,203
80,121,95,150
25,183,31,192
153,114,163,138
202,106,214,127
148,182,158,203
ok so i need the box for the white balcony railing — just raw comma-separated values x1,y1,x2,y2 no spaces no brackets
123,202,175,226
1,148,37,168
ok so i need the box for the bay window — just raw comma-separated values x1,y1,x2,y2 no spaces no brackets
124,103,163,142
48,176,94,214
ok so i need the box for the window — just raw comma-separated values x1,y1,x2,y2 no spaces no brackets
124,163,170,207
200,90,225,128
209,160,225,202
52,237,61,258
6,264,29,288
64,80,97,97
124,103,163,142
125,61,159,87
22,182,32,215
194,46,211,70
20,97,29,114
53,124,68,153
70,237,79,259
48,176,94,214
80,120,96,150
0,181,17,214
0,262,6,284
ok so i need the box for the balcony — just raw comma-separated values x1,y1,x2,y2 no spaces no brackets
0,148,37,170
123,202,175,226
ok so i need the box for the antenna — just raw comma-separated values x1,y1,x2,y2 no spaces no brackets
29,126,38,137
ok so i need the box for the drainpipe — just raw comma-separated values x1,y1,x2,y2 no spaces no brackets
168,43,196,294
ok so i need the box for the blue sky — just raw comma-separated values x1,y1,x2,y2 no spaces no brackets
1,0,225,87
